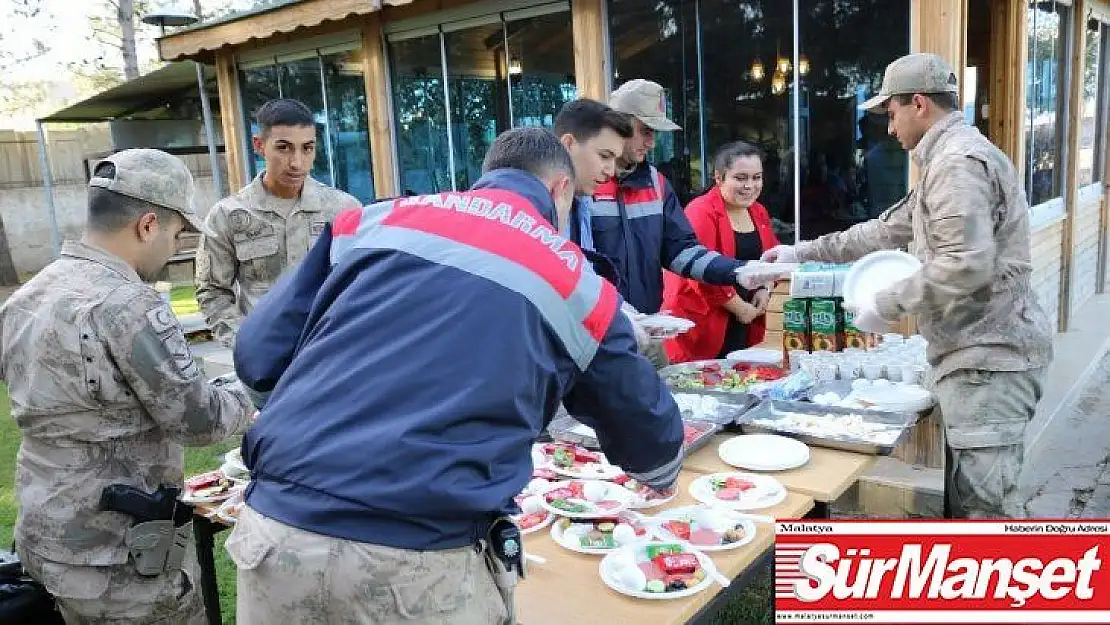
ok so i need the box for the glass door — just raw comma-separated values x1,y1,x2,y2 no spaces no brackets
444,19,508,190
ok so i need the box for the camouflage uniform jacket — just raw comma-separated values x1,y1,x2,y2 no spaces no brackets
797,112,1054,381
0,241,253,566
195,173,360,347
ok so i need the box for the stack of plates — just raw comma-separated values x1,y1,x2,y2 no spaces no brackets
850,381,934,413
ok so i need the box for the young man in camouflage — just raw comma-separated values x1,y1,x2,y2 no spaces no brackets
0,149,255,623
764,53,1054,519
196,98,361,348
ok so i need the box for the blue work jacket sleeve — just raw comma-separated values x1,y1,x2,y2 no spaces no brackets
659,178,744,287
562,310,685,492
233,222,334,407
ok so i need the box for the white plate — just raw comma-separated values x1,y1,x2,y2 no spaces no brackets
514,510,555,535
224,449,248,473
551,516,650,555
539,480,635,519
717,434,810,472
842,250,922,307
533,443,624,480
181,480,246,505
725,348,783,366
852,383,934,412
599,542,715,600
619,480,678,509
649,505,758,552
688,472,787,511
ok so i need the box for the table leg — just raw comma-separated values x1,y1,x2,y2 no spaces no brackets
804,501,830,519
193,516,223,625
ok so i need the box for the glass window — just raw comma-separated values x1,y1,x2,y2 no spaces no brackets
608,0,702,204
390,34,453,194
323,50,375,203
611,0,909,238
804,0,910,238
506,12,578,128
1025,0,1070,206
278,58,333,186
239,65,281,178
1079,19,1107,186
445,22,506,191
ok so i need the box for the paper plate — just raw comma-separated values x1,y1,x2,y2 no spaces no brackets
533,443,624,480
599,542,715,600
717,434,810,472
842,250,921,307
725,348,784,366
649,505,758,552
688,472,787,511
540,480,636,519
551,515,651,555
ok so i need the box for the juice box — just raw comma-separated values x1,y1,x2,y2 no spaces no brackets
782,298,811,354
809,298,842,352
840,302,876,349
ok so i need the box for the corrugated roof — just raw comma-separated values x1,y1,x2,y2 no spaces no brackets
156,0,414,62
38,62,218,123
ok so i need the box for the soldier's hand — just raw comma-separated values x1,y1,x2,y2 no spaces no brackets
760,245,798,263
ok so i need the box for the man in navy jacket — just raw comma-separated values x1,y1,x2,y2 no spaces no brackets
228,128,685,624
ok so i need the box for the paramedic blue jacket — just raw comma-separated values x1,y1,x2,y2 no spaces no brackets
233,168,685,551
591,162,746,313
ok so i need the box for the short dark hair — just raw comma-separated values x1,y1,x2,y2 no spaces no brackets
713,140,763,176
254,99,315,136
481,127,575,182
892,92,959,112
87,163,179,233
554,99,634,142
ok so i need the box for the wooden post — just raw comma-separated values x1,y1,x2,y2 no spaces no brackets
362,14,398,199
909,0,968,184
988,0,1029,169
1059,0,1088,332
572,0,608,101
215,51,246,193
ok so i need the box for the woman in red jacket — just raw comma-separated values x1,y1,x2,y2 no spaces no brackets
662,141,781,363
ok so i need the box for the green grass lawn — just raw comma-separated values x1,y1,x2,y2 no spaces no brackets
170,284,200,317
0,383,772,624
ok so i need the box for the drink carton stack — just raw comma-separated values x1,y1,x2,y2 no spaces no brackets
781,263,879,368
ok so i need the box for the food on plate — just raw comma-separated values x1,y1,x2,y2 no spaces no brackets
511,481,554,533
708,475,756,501
657,508,750,548
607,543,708,594
543,480,627,516
556,513,647,550
665,361,785,393
751,411,901,445
537,443,617,478
630,313,695,339
612,474,672,507
185,470,239,500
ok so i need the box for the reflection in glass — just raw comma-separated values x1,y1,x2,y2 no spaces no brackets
239,65,281,178
445,23,506,191
390,35,453,195
1025,0,1069,206
507,12,578,128
323,51,375,203
608,0,701,204
279,58,333,186
1079,20,1106,186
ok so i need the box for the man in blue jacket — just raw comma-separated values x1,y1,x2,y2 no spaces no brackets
594,79,753,321
228,128,685,624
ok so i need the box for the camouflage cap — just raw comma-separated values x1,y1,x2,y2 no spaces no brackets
89,148,209,235
609,79,681,131
859,53,960,113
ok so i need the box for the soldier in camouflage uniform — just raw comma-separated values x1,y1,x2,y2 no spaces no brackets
0,149,255,623
763,54,1054,518
196,98,361,347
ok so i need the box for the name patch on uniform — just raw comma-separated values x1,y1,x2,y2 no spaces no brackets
146,306,199,379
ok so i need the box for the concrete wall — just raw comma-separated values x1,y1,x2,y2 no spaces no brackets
0,174,223,276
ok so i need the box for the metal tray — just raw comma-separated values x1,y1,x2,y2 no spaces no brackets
658,359,762,405
736,399,915,456
544,413,722,459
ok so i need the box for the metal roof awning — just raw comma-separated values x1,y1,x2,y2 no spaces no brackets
157,0,415,62
38,62,218,123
